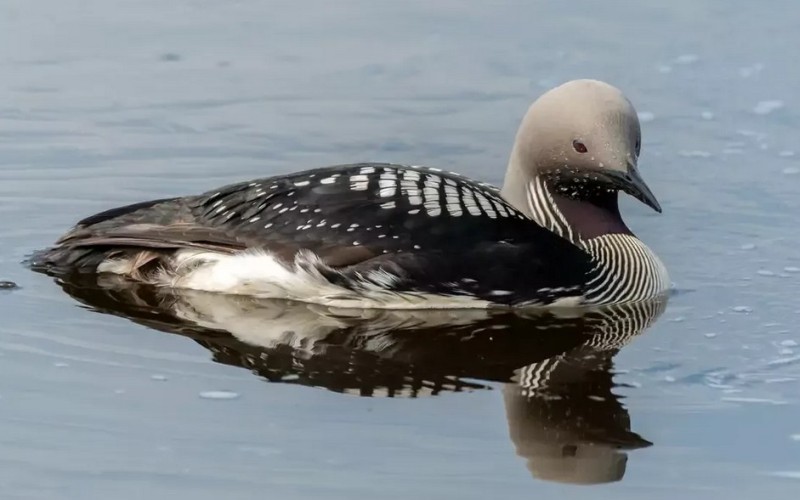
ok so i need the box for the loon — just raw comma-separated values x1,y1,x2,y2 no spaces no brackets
32,79,669,309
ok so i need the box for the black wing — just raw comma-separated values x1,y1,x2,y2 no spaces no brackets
34,163,595,303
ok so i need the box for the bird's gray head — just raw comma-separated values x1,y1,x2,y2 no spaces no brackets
502,79,661,214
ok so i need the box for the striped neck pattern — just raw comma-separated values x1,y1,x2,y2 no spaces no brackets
525,175,576,243
525,175,670,304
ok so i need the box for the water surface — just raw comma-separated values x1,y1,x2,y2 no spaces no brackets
2,1,800,498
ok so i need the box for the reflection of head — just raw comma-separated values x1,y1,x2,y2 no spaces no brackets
503,382,647,485
502,299,666,485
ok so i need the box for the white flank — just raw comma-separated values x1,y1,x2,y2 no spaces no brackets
140,249,495,310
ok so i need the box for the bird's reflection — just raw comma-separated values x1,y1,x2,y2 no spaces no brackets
48,272,667,485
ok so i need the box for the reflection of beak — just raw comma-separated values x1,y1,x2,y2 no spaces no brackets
604,161,662,213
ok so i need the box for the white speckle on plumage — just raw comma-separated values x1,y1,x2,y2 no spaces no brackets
381,201,396,209
463,191,482,216
346,228,354,232
249,216,261,223
279,208,288,214
264,223,273,229
447,204,463,216
360,166,376,174
320,177,336,185
392,235,399,239
492,200,510,217
423,186,438,201
403,170,420,182
423,196,441,215
270,184,278,189
272,203,283,210
353,241,360,246
214,205,227,214
294,180,310,187
313,208,322,213
425,203,441,216
351,180,369,191
424,175,441,190
408,209,420,215
488,290,513,296
211,199,224,208
474,192,496,218
331,223,341,229
316,221,326,227
300,208,309,213
378,234,386,238
413,245,421,250
289,206,297,211
287,191,295,197
350,223,359,228
378,174,396,194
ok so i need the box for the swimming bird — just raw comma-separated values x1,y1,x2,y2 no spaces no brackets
32,79,669,309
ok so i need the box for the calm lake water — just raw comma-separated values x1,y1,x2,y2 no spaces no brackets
2,0,800,498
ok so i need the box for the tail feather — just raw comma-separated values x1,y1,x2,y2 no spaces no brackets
30,246,172,278
30,197,198,275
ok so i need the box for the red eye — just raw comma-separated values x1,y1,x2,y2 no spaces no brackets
573,140,588,154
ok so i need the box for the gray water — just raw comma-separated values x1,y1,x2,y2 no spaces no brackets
2,0,800,498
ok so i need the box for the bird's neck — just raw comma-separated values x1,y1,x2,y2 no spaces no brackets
500,161,632,244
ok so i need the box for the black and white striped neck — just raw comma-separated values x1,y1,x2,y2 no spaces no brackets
524,174,670,304
526,175,629,244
